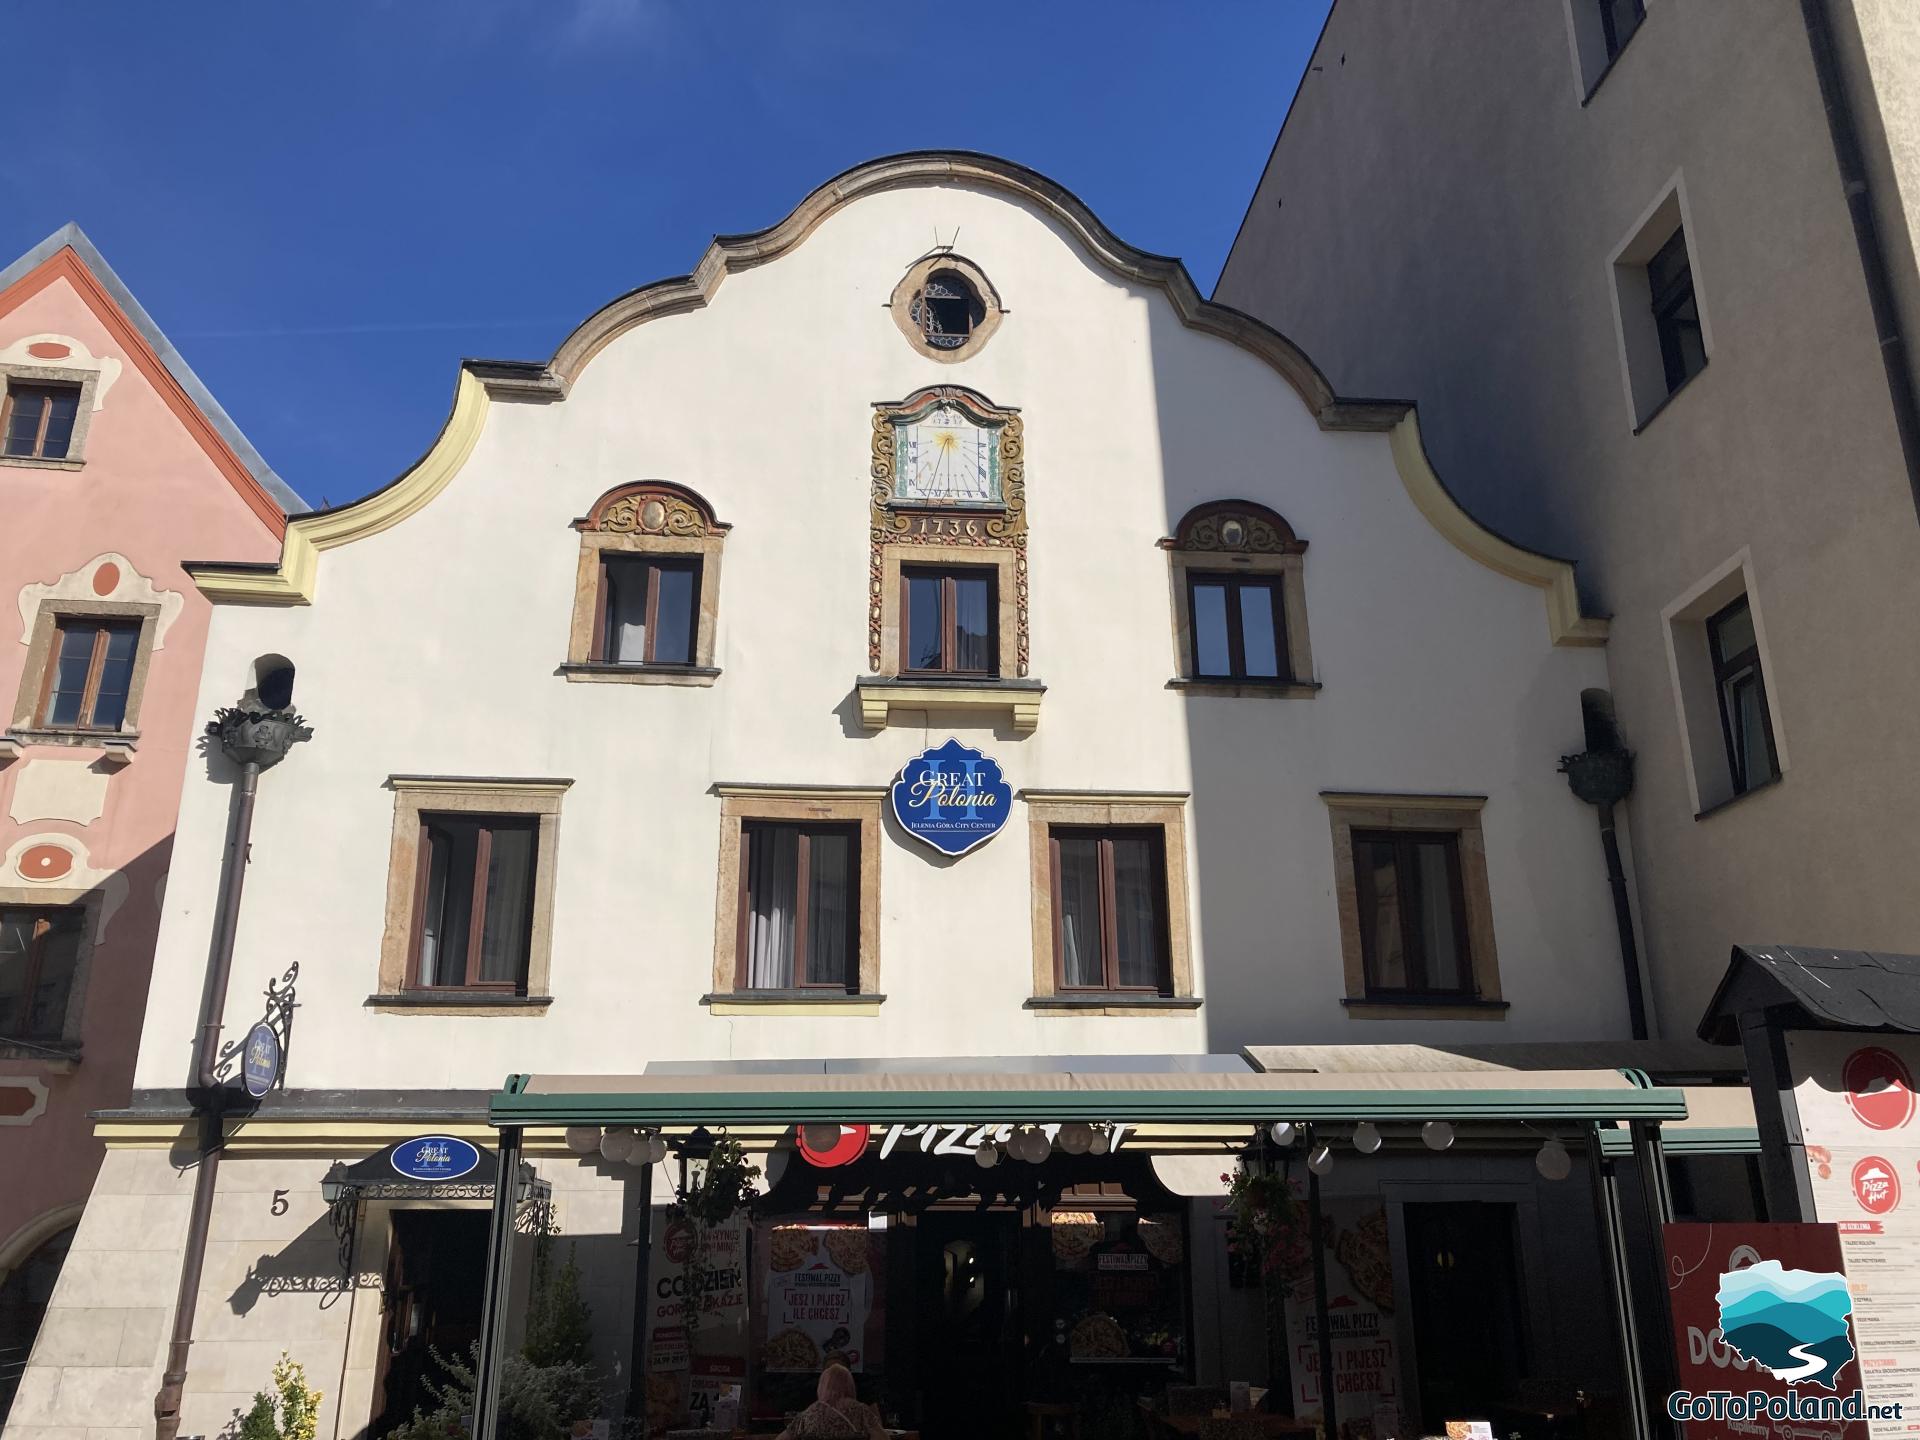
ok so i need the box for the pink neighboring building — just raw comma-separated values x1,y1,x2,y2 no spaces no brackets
0,226,301,1420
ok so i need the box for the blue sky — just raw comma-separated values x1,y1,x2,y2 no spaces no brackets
0,2,1330,508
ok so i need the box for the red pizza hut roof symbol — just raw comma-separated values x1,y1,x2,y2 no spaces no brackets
797,1124,870,1168
1852,1156,1901,1216
1844,1047,1917,1132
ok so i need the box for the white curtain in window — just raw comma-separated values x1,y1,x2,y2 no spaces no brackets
747,826,798,988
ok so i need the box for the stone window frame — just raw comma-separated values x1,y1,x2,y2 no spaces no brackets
1161,501,1317,699
1322,792,1506,1021
888,253,1005,363
372,776,571,1015
0,362,100,471
562,481,728,687
9,598,162,750
0,886,103,1061
1659,546,1787,819
1021,791,1200,1016
707,784,884,1014
876,543,1020,682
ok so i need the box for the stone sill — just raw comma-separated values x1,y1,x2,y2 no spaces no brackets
365,992,553,1016
1025,995,1202,1018
0,453,85,472
854,675,1044,734
4,727,140,757
1341,996,1510,1022
559,662,721,687
1632,359,1708,436
1694,773,1783,823
1166,677,1320,700
701,991,885,1017
0,1040,81,1069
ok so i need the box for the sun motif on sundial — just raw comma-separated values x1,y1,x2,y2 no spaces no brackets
894,402,1000,505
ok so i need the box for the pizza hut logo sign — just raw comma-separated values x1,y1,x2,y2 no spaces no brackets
663,1218,697,1265
1844,1047,1916,1132
1851,1156,1900,1216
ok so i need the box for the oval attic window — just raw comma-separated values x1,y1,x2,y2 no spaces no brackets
910,270,986,351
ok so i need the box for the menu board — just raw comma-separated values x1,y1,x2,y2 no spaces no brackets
1281,1193,1400,1440
1791,1034,1920,1437
1051,1209,1187,1363
760,1223,882,1374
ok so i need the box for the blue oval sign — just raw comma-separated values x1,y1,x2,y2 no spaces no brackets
391,1135,482,1183
241,1022,281,1099
890,738,1012,857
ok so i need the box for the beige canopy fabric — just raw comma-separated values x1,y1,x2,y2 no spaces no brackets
495,1059,1686,1127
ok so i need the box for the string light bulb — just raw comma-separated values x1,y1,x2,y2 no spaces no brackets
1352,1122,1383,1154
1421,1121,1455,1152
1535,1139,1572,1181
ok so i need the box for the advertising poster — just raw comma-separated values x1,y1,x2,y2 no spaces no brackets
1281,1195,1399,1440
1664,1221,1866,1440
761,1223,880,1373
644,1214,749,1432
1051,1210,1187,1363
1792,1034,1920,1437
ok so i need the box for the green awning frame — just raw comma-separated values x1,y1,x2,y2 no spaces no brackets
1600,1125,1759,1156
487,1071,1689,1127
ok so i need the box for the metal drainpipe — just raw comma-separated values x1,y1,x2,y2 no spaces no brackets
1801,0,1920,527
154,705,308,1440
1561,693,1649,1040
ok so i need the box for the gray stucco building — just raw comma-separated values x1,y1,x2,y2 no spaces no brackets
1216,0,1920,1039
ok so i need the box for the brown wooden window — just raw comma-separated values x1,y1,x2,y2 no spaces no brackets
408,815,538,992
1049,826,1171,993
738,821,857,991
1351,830,1474,999
2,383,81,461
594,556,700,666
902,565,996,676
38,619,139,730
1188,572,1289,682
1707,595,1778,796
0,906,85,1040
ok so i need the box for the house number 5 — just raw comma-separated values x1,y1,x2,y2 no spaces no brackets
271,1190,289,1216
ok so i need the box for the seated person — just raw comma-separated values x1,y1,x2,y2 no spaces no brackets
777,1363,886,1440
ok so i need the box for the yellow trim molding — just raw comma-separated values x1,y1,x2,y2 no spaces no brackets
1387,414,1608,648
858,682,1042,733
188,370,496,605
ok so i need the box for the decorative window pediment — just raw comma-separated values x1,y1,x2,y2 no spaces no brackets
572,481,728,539
1161,500,1316,697
564,482,728,685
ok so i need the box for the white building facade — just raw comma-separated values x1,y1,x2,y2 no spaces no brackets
8,155,1658,1440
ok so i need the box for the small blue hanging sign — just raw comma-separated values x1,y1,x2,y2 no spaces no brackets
390,1134,482,1183
241,1022,281,1099
891,737,1013,857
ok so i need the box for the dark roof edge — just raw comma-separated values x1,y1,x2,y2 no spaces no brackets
0,222,307,515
